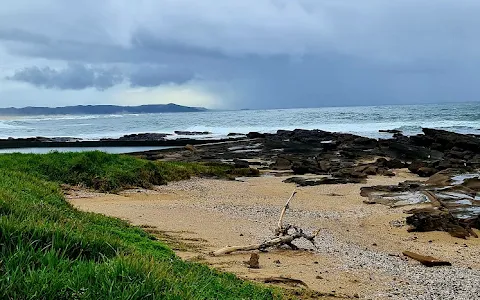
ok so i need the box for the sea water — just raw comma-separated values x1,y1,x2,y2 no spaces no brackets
1,102,479,140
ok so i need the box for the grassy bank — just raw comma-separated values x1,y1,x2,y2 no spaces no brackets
0,152,274,299
0,151,259,192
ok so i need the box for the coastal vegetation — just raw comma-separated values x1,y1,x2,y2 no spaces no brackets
0,151,259,192
0,152,273,299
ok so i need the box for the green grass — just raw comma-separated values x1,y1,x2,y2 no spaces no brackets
0,152,275,300
0,151,259,192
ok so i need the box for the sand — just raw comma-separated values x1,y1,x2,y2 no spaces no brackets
69,171,480,299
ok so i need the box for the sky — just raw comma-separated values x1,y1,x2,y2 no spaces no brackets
1,0,480,109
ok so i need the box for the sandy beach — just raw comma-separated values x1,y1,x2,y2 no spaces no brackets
69,170,480,299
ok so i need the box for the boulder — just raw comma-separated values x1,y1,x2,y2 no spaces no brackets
426,170,452,186
360,182,424,197
385,158,406,169
319,177,364,184
416,167,439,177
271,157,292,170
363,166,378,175
406,208,473,239
378,169,396,177
118,133,169,141
174,131,211,136
462,177,480,192
317,160,331,172
379,129,402,134
246,253,260,269
408,160,427,173
283,176,364,186
437,158,468,170
291,161,311,175
447,149,474,160
247,132,266,139
422,128,480,153
333,168,368,179
379,138,432,160
233,159,250,169
375,158,389,167
352,137,378,149
283,177,318,186
354,165,370,173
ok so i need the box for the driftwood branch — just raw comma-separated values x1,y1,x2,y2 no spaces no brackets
276,189,296,235
211,189,320,256
403,251,451,267
211,228,317,256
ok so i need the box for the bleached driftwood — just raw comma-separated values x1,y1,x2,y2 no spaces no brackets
211,189,319,256
211,229,317,256
403,251,451,267
275,189,297,236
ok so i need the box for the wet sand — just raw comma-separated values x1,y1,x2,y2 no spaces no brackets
69,171,480,299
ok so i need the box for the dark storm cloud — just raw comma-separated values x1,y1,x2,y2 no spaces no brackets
6,64,124,90
0,28,50,44
1,0,480,108
129,65,195,87
6,63,196,90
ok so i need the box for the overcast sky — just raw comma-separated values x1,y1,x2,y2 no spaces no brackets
1,0,479,109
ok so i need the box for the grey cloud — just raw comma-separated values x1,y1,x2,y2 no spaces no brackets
2,1,480,62
6,64,124,90
0,28,50,44
1,0,480,108
129,66,195,87
6,63,196,90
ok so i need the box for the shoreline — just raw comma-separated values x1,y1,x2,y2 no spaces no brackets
0,126,478,151
69,174,480,299
65,127,480,298
3,126,479,298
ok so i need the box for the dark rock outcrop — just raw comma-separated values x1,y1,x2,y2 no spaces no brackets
416,167,439,177
379,129,402,134
406,208,475,239
174,131,211,136
270,157,292,170
233,159,250,169
284,176,364,186
117,133,169,141
462,177,480,192
247,132,266,139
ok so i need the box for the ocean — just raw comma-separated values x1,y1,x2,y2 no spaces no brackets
1,102,479,141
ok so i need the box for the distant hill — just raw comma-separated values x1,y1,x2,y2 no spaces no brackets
0,103,207,116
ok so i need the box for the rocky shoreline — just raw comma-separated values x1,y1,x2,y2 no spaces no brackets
0,132,241,149
130,128,480,239
3,127,480,238
131,128,479,175
62,127,480,298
